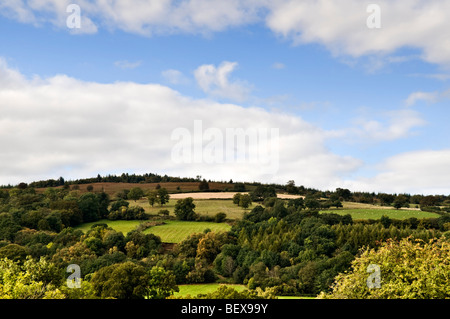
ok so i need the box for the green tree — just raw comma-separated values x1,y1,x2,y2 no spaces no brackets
174,197,197,221
91,261,150,299
157,188,170,206
147,190,158,207
319,237,450,299
0,244,28,262
128,187,144,202
145,266,179,299
77,193,100,222
0,213,21,241
393,194,409,210
233,193,242,205
0,257,65,299
239,194,252,209
304,197,320,210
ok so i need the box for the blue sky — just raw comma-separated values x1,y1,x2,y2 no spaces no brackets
1,0,450,195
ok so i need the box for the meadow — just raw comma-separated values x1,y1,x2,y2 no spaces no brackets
321,208,440,220
131,198,249,220
143,220,231,243
173,283,247,297
74,219,231,243
323,201,440,220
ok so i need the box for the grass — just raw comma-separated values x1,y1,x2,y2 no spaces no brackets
74,219,231,243
173,284,316,299
321,208,440,220
128,198,248,220
143,220,231,243
173,283,247,297
74,219,142,234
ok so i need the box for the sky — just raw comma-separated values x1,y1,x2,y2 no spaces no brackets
0,0,450,195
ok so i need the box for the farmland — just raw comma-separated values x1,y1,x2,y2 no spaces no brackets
173,283,247,297
321,208,440,220
144,220,231,243
133,197,248,220
75,219,231,243
1,178,449,300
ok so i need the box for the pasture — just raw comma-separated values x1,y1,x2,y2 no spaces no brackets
129,198,248,220
143,220,231,243
173,283,247,297
321,208,440,220
74,219,231,243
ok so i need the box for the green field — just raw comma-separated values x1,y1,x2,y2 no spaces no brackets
321,208,440,220
128,198,247,220
75,219,142,234
173,284,314,299
173,283,247,297
143,220,231,243
75,219,231,243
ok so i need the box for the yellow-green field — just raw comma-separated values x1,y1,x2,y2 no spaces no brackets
173,283,247,297
143,220,231,243
128,198,249,220
74,219,231,243
320,208,440,220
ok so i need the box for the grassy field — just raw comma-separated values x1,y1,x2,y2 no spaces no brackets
173,283,247,297
74,219,231,243
143,220,231,243
74,219,142,234
173,284,314,299
321,208,440,220
128,198,248,220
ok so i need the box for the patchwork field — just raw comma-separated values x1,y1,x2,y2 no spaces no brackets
321,208,440,220
74,219,231,243
74,219,142,234
129,198,248,220
173,283,248,297
143,220,231,243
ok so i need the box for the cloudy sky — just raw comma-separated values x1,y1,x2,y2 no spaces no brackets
0,0,450,195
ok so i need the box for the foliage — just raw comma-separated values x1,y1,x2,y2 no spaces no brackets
319,237,450,299
174,197,197,221
145,266,179,299
91,261,149,299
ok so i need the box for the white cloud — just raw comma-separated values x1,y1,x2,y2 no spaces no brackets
272,62,285,70
0,59,360,189
194,61,252,102
340,150,450,195
405,91,439,107
265,0,450,68
4,1,450,68
341,109,427,142
161,69,189,85
114,60,142,70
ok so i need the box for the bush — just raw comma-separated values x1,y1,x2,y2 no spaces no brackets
214,212,227,223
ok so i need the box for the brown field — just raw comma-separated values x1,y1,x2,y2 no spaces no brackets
170,192,302,199
36,182,234,196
